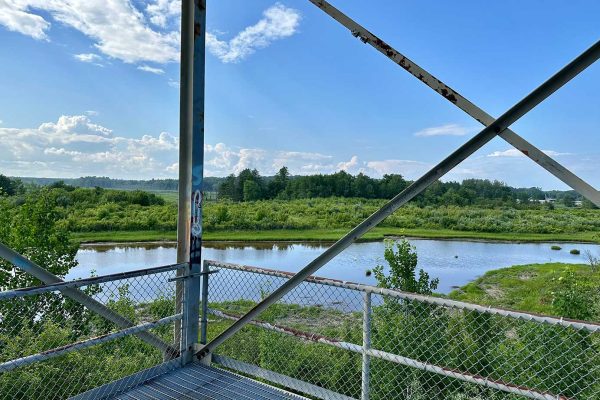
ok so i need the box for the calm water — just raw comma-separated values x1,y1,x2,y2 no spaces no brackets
70,239,600,293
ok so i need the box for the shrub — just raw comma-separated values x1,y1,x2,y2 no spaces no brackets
570,249,581,255
372,239,439,295
551,245,562,250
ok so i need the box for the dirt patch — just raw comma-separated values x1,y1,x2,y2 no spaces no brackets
482,284,504,300
518,271,537,280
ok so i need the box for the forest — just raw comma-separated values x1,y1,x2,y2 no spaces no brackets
1,173,599,243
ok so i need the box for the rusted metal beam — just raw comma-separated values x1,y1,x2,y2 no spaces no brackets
307,0,600,207
199,41,600,358
0,242,176,356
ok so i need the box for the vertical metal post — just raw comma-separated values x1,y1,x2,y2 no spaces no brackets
200,260,210,345
175,0,194,352
179,0,206,365
361,292,371,400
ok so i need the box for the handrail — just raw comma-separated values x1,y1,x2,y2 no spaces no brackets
209,308,564,400
205,260,600,333
0,262,186,300
0,242,176,355
0,314,182,373
0,263,187,300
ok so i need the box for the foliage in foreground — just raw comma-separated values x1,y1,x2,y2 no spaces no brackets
211,250,599,399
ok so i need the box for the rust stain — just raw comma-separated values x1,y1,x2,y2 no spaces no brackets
194,22,201,38
439,88,458,103
520,149,530,156
216,310,340,344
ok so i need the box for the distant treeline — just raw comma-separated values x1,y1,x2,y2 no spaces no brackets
4,172,596,209
16,176,222,192
217,167,594,208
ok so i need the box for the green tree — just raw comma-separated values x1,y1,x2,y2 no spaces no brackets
243,180,262,202
373,239,439,295
268,166,290,198
0,174,23,196
218,174,237,200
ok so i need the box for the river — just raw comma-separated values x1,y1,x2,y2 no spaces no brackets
69,239,599,293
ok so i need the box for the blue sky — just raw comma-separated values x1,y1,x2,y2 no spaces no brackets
0,1,598,189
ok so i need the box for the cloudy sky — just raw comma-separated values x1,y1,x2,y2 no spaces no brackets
0,1,598,189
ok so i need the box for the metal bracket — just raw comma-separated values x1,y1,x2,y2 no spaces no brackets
168,269,218,282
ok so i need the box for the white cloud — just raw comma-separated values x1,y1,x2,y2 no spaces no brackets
137,64,165,74
203,143,337,177
414,123,475,137
167,79,180,88
0,0,180,64
74,53,102,63
364,159,431,179
145,0,180,28
85,110,99,116
0,115,179,178
337,155,359,171
487,149,567,158
207,3,301,63
1,2,301,66
0,0,50,40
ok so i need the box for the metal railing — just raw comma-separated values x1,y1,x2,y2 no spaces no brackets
0,262,187,399
204,260,600,400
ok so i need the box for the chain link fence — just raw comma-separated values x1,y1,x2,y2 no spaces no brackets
0,264,184,400
205,260,600,400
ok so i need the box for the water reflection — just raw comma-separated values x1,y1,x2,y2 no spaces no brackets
72,239,600,294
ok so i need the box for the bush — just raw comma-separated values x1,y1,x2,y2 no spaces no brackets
373,239,439,295
551,245,562,250
570,249,581,255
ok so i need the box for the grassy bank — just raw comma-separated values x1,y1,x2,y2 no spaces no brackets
72,227,600,244
449,262,600,317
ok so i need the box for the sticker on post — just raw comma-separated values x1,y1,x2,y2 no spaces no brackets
191,190,203,238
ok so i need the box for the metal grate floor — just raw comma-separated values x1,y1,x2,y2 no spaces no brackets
109,362,308,400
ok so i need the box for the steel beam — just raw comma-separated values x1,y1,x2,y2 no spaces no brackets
0,242,175,355
307,0,600,207
175,0,196,348
199,41,600,357
180,0,206,365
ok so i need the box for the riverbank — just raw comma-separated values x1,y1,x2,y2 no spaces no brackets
72,227,600,244
449,262,600,318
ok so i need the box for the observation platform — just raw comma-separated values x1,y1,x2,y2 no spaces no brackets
90,362,306,400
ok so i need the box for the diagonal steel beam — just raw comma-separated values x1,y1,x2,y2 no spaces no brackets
198,40,600,357
0,242,176,356
308,0,600,207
